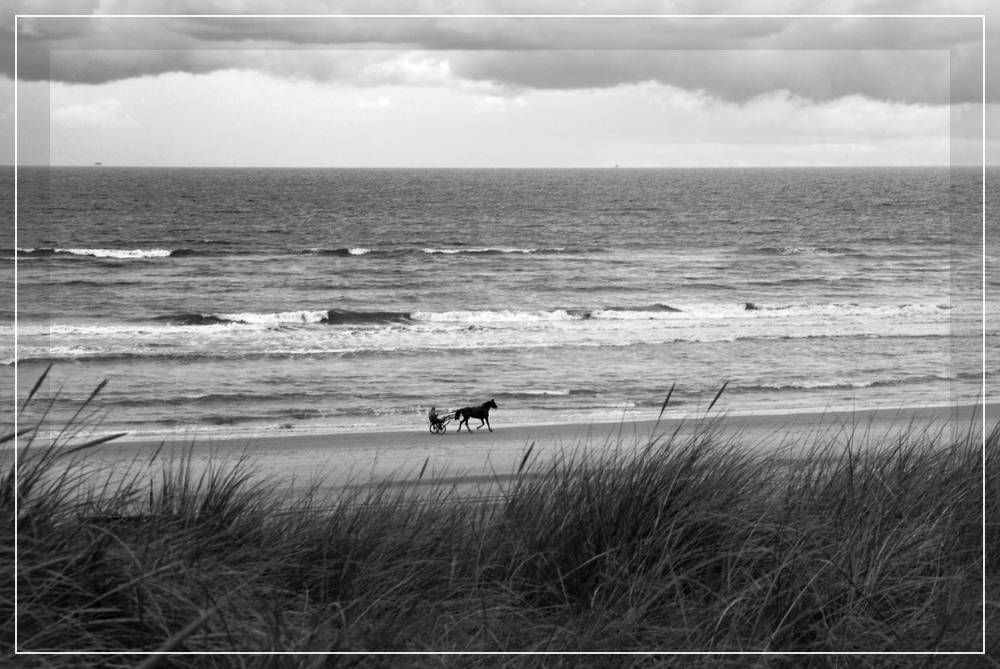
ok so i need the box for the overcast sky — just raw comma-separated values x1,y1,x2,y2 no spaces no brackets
3,1,997,167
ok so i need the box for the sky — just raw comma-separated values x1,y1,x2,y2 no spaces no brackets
3,1,998,168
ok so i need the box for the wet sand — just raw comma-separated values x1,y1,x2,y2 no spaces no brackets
23,402,990,496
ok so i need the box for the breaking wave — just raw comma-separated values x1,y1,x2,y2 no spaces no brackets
301,247,372,256
30,300,970,332
494,389,600,400
733,375,956,392
153,309,413,326
421,247,566,255
15,247,172,259
11,245,591,260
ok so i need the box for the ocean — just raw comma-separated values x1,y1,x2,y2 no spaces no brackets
4,166,993,439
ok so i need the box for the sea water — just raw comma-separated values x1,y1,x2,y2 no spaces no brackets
4,166,993,438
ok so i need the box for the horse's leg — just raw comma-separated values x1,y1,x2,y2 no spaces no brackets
485,415,492,432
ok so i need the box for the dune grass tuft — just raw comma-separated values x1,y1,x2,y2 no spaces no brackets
1,376,995,667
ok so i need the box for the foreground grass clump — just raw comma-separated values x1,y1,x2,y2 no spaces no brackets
1,377,995,667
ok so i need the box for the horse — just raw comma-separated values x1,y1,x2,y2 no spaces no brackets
454,399,498,433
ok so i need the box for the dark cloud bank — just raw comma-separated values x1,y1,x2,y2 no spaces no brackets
8,14,990,104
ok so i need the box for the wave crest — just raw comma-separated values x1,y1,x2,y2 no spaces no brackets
421,247,562,255
16,247,172,259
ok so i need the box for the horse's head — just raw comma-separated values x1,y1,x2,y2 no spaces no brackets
486,399,498,409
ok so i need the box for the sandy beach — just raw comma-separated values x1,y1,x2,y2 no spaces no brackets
30,402,991,497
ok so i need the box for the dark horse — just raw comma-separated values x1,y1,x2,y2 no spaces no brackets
454,399,498,433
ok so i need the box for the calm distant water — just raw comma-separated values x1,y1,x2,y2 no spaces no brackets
4,166,993,439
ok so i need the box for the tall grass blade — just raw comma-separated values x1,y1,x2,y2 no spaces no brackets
60,432,128,457
518,443,535,475
55,378,110,444
0,426,36,446
657,382,676,423
19,363,52,414
706,380,729,414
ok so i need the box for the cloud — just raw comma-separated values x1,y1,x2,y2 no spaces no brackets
51,98,135,127
7,10,992,104
359,53,455,87
451,49,960,104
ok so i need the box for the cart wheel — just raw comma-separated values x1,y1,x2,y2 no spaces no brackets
430,423,446,435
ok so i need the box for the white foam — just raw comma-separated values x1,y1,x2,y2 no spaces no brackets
757,380,880,390
58,248,172,259
412,309,579,323
591,309,687,320
348,248,371,255
421,247,538,254
218,310,329,325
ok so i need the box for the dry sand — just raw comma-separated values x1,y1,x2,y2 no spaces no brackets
25,402,991,497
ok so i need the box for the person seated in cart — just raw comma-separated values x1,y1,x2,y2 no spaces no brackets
428,406,445,428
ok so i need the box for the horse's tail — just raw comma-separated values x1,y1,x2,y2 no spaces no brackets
453,410,462,420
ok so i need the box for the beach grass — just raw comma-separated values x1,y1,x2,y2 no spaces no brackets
2,377,996,666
